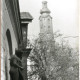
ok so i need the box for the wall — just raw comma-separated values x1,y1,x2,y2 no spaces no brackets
1,0,18,80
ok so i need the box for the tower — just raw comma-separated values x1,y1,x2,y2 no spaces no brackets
39,1,54,41
39,1,55,79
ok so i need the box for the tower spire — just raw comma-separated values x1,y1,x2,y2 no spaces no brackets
40,1,50,14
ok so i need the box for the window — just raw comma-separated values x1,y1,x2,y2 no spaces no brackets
48,26,50,28
48,18,50,21
41,26,43,29
6,29,13,80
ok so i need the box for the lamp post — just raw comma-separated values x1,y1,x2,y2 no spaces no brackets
18,12,33,80
21,48,32,80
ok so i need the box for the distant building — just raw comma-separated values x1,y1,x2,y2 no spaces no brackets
39,1,55,79
1,0,33,80
39,1,55,51
39,1,54,41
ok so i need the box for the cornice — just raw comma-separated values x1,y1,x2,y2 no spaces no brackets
39,15,52,20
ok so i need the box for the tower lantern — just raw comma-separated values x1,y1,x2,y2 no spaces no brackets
40,1,50,14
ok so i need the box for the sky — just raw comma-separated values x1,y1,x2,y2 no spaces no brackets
19,0,79,48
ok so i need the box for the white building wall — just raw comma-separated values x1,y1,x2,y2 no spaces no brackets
1,0,18,80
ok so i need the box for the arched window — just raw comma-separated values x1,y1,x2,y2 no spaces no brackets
6,29,13,56
5,29,13,80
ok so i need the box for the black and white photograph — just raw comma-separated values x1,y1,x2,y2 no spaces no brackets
1,0,79,80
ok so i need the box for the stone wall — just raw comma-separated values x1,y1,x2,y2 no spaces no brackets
1,0,18,80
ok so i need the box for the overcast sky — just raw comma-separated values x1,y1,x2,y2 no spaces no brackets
19,0,79,48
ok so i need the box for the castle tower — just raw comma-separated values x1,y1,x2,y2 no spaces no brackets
38,2,55,79
39,2,55,78
39,1,54,41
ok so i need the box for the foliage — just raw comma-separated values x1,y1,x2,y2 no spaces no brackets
27,33,79,80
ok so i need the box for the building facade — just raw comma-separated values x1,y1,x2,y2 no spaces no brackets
1,0,22,80
1,0,33,80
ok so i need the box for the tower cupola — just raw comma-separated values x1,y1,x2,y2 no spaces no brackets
40,1,50,14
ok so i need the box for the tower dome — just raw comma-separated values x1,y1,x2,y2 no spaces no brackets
40,1,51,14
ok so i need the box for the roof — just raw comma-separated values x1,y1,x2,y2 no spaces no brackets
20,12,33,20
40,1,50,14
